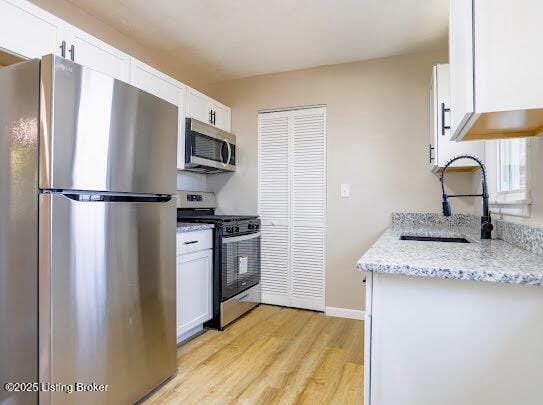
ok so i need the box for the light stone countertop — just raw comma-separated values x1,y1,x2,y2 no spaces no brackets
357,214,543,286
176,222,214,233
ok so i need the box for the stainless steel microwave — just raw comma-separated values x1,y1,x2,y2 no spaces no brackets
184,118,236,174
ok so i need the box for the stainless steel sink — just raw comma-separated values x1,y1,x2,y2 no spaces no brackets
400,235,470,243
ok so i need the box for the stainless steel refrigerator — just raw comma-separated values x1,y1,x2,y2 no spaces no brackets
0,55,177,404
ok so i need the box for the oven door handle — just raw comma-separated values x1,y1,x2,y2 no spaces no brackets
222,232,261,244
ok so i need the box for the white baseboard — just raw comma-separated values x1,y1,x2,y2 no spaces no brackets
325,306,365,320
177,324,204,345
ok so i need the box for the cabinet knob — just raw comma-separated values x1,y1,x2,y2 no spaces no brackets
69,45,75,62
441,103,451,136
59,41,66,58
429,144,435,163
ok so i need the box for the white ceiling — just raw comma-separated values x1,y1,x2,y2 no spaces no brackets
67,0,449,82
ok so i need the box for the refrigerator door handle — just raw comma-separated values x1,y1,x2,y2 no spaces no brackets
62,194,172,203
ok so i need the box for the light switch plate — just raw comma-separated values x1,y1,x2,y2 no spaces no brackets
341,183,350,198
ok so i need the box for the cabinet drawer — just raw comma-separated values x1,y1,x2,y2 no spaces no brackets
176,229,213,255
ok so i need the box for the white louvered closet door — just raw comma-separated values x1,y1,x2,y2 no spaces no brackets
258,106,326,311
258,111,291,306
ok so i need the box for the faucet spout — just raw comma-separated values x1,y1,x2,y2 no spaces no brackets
439,155,493,239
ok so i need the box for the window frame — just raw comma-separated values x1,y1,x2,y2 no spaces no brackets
489,138,531,217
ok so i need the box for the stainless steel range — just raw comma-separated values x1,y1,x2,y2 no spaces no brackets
177,191,261,329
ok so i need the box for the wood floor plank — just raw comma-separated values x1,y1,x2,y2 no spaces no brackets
296,347,349,404
329,362,364,404
144,305,364,405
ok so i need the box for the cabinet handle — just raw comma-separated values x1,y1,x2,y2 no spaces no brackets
184,240,199,245
59,41,66,58
429,144,435,163
441,103,451,136
209,110,213,124
69,45,75,62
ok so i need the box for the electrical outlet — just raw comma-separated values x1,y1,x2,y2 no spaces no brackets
341,184,350,198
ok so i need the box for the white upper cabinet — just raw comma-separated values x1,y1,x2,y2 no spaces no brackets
450,0,543,141
213,103,231,132
0,1,130,81
63,25,130,82
429,64,484,171
186,88,212,124
129,59,187,170
130,59,184,105
0,0,63,59
1,0,230,167
186,88,231,132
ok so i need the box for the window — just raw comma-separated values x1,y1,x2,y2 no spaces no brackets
489,138,531,217
498,138,527,193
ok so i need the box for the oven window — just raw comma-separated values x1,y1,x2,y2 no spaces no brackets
221,234,261,301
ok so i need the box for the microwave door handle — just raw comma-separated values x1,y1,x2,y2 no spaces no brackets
226,140,232,166
219,140,226,165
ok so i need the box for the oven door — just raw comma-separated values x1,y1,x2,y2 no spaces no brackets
185,118,236,172
221,232,261,301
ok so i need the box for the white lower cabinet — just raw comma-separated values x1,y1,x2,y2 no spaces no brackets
176,231,213,343
365,272,543,405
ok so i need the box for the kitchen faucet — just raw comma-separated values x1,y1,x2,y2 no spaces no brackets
439,155,493,239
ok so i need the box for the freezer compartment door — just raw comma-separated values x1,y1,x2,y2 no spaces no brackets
39,55,177,194
39,193,176,404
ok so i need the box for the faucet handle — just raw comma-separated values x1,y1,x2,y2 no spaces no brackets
442,200,451,217
482,221,494,233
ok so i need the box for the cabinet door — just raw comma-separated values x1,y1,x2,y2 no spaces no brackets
130,59,183,105
64,25,130,82
212,103,231,131
431,64,485,169
428,66,438,171
0,0,63,59
176,249,213,337
130,59,187,170
449,0,475,140
475,0,543,113
186,88,212,124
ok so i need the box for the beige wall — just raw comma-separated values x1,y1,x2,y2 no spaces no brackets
29,0,212,89
207,49,476,311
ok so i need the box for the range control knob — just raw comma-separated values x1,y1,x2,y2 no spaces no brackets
248,224,254,230
235,226,240,233
226,226,234,233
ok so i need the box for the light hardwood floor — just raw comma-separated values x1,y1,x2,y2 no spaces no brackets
145,305,364,405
